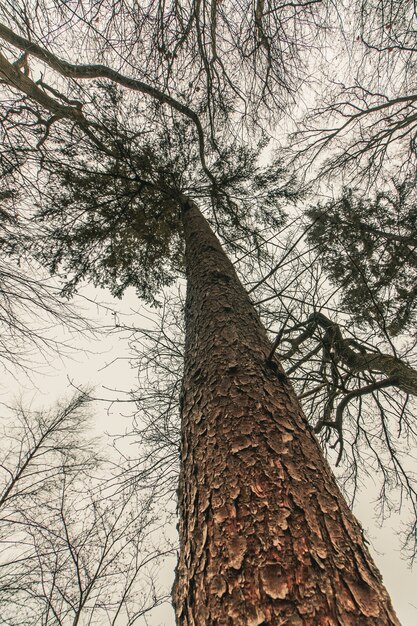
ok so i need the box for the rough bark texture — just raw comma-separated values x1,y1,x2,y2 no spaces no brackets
172,198,400,625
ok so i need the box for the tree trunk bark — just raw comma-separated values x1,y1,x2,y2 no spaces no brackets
172,198,400,625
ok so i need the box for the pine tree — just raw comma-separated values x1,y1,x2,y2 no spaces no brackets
6,116,401,621
172,197,400,624
0,8,407,623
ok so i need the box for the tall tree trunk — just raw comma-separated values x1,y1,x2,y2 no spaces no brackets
172,198,400,625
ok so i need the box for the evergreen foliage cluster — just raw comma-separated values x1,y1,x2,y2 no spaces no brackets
307,180,417,334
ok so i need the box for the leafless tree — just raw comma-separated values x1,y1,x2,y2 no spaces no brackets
0,0,324,147
0,392,174,625
0,173,94,373
293,0,417,182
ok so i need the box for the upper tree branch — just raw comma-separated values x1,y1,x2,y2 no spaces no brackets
282,312,417,396
311,313,417,396
0,49,117,156
314,375,400,465
0,21,215,184
0,50,83,122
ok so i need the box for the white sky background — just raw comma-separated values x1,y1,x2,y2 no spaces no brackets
0,4,416,622
1,282,415,626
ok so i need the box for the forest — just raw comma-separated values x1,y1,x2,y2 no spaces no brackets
0,1,416,624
